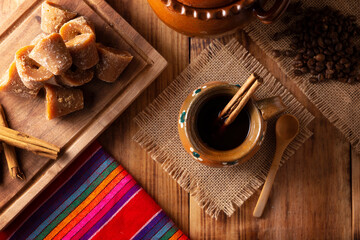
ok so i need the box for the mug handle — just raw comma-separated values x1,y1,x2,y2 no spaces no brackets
253,0,290,24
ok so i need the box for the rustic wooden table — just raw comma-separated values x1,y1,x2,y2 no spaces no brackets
2,0,360,239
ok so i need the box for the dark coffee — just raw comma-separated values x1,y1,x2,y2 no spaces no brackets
196,94,250,151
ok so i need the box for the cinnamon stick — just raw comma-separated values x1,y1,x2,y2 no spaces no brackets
0,115,60,159
0,105,25,180
219,73,258,118
224,79,262,126
218,74,263,127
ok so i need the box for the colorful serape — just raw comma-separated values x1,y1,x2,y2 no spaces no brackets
9,142,188,240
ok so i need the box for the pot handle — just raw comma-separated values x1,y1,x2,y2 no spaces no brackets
253,0,290,24
255,96,287,121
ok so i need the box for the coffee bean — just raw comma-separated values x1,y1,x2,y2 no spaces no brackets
291,37,299,44
323,50,331,55
326,69,335,75
295,53,303,61
343,68,351,74
293,61,304,68
339,58,349,64
308,50,316,57
335,63,343,70
325,73,333,79
309,77,318,83
324,38,332,46
315,53,325,62
285,50,295,57
339,78,347,82
298,48,306,53
348,77,356,84
315,66,324,72
317,37,325,48
350,71,357,77
302,54,309,60
310,69,318,75
316,62,325,68
289,44,297,50
344,63,351,68
307,58,316,67
329,32,338,39
333,55,340,61
326,61,334,69
294,69,303,76
335,43,343,51
346,47,354,55
318,73,325,81
332,37,339,44
301,67,310,73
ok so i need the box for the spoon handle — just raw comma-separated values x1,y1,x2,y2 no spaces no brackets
253,145,286,218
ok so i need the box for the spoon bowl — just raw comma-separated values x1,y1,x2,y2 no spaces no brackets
276,114,299,141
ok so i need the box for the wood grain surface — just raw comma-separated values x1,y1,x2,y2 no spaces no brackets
1,0,359,239
0,0,166,230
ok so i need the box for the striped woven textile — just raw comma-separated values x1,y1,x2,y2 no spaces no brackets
9,142,188,240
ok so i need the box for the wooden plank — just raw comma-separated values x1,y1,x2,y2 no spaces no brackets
189,32,352,239
98,0,190,235
0,0,167,230
352,149,360,239
0,0,25,25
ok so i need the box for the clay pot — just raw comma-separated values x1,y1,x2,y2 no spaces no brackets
178,82,286,167
147,0,290,37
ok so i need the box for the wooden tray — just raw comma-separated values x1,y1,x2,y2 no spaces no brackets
0,0,167,230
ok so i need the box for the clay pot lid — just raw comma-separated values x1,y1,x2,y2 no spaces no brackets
176,0,236,8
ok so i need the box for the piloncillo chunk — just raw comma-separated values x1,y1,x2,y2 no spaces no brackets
41,1,77,33
15,45,54,90
29,33,72,75
65,33,98,70
95,44,133,83
0,61,40,98
44,84,84,119
56,65,94,87
59,16,95,41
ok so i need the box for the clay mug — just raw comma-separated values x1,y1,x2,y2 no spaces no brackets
147,0,290,37
178,82,286,167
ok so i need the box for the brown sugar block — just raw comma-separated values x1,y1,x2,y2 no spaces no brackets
30,33,48,45
29,33,72,75
95,44,133,83
56,65,94,87
44,84,84,120
41,1,77,33
59,16,95,41
0,62,40,98
66,34,99,70
15,45,54,90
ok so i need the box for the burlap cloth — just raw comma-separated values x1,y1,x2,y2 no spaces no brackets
245,0,360,152
134,39,314,218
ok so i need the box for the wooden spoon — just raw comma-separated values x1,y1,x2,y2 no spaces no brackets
253,114,299,218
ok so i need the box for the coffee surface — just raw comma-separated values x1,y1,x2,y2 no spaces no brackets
196,94,250,151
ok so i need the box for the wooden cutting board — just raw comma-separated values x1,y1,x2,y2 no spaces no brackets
0,0,167,230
